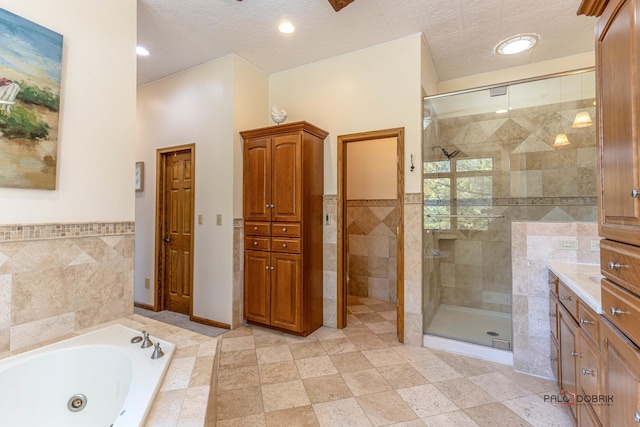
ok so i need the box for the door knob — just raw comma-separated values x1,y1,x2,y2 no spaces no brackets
163,237,171,243
632,188,640,198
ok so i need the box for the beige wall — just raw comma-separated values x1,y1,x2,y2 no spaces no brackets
269,35,424,196
0,0,136,352
347,138,397,200
0,0,136,224
136,55,269,326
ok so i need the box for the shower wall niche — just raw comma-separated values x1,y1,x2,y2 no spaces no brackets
422,70,597,349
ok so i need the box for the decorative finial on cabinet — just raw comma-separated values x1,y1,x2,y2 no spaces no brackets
270,106,287,125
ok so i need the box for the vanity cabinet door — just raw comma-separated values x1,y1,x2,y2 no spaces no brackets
559,304,579,423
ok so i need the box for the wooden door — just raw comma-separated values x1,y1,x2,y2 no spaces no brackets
271,134,302,222
601,318,640,427
244,250,271,325
270,252,302,332
162,150,194,315
598,0,640,244
559,306,579,422
244,138,271,221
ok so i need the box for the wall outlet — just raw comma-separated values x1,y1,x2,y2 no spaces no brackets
324,213,331,225
198,214,203,225
590,239,601,251
144,278,150,289
556,239,578,250
216,214,222,226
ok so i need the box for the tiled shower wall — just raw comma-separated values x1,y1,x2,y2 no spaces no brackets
0,222,135,353
346,199,398,302
511,221,599,378
423,97,597,316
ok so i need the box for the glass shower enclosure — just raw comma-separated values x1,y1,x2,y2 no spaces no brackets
422,70,597,350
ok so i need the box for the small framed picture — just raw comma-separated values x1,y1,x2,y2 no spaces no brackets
135,161,144,191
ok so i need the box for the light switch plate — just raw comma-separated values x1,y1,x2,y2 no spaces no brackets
556,239,578,250
590,239,601,251
216,214,222,226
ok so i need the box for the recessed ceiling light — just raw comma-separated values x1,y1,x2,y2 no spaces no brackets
278,22,295,34
136,46,150,56
495,34,539,55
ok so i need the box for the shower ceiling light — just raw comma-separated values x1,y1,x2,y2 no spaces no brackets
278,22,295,33
554,134,570,146
495,34,539,55
572,111,593,128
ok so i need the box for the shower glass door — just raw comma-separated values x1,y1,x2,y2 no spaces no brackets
422,71,597,349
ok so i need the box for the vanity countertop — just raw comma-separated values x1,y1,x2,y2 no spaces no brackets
547,262,603,314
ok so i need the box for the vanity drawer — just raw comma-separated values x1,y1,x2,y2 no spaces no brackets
600,239,640,296
578,299,600,350
245,221,271,236
272,222,301,238
245,237,270,251
271,238,301,254
558,280,579,321
602,278,640,347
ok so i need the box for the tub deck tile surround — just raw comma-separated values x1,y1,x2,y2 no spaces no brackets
0,314,220,427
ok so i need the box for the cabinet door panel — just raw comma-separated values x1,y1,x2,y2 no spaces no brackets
601,318,640,427
244,138,271,221
559,305,579,422
271,134,302,222
244,250,271,325
598,0,640,243
270,253,302,333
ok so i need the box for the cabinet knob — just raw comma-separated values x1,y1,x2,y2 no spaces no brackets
549,356,558,362
253,226,258,231
634,411,640,423
608,261,622,270
266,204,270,208
270,204,274,208
610,307,625,316
571,351,579,357
270,266,275,270
633,188,640,198
560,295,572,301
581,368,592,376
253,241,258,246
579,318,591,325
265,265,270,270
282,243,287,248
548,312,556,318
282,227,287,232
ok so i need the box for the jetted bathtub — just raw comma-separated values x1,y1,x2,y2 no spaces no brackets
0,324,175,427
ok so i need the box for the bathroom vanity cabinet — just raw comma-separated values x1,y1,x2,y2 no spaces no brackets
240,121,327,336
549,271,602,426
576,0,640,424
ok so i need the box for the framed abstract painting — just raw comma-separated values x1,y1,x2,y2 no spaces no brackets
0,7,63,190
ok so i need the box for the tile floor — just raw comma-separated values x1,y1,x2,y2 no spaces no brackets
215,296,573,427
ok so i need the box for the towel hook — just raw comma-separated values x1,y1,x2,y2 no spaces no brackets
410,154,415,172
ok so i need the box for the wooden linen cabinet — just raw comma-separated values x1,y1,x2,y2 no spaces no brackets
241,121,327,336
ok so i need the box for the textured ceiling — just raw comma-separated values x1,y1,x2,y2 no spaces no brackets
137,0,597,86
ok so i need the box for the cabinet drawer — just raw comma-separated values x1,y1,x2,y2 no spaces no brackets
578,299,600,350
245,221,271,236
558,280,579,321
549,293,559,341
578,333,601,421
272,222,301,237
549,271,558,296
602,278,640,347
272,238,301,254
245,237,271,251
600,239,640,296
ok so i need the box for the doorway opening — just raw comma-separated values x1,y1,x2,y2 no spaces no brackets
154,144,195,317
337,128,405,342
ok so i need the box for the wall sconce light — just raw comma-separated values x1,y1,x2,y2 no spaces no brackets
554,134,570,146
572,111,593,128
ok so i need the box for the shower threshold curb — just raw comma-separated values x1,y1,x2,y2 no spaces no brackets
423,334,513,366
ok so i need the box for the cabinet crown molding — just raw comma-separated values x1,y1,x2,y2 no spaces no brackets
577,0,609,16
240,121,329,141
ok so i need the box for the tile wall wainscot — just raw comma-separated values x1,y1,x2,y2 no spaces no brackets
0,222,135,353
232,218,244,329
511,221,599,377
345,199,398,302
